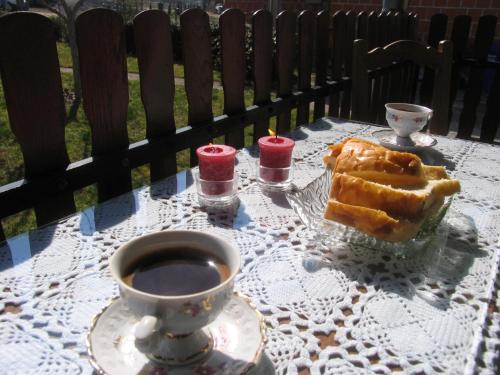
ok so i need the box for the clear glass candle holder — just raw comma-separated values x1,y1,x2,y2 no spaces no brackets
194,172,238,207
256,160,294,191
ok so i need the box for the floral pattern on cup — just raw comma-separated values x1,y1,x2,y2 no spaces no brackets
182,296,215,317
385,103,433,137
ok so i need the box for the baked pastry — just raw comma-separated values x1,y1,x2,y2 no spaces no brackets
324,137,426,187
323,138,460,242
330,173,460,219
324,196,445,242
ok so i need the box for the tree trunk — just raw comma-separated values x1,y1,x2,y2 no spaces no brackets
66,13,82,122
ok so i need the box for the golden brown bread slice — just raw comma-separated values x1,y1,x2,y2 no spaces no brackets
334,138,427,187
324,199,421,242
324,151,449,182
324,138,452,186
423,165,449,180
324,196,445,242
330,173,460,219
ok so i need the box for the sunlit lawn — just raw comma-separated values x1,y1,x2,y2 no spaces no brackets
57,42,217,80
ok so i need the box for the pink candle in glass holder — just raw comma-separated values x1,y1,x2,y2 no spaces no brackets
258,135,295,182
196,144,236,195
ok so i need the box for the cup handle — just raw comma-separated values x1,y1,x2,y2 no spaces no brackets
134,315,158,340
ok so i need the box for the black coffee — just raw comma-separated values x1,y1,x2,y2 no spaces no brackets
122,247,230,296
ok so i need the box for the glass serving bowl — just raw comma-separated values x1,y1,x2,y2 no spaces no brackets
286,170,452,257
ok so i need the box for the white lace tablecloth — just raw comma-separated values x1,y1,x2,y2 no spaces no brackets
0,119,499,375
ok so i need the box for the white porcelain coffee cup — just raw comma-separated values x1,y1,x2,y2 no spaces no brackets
110,230,240,365
385,103,433,137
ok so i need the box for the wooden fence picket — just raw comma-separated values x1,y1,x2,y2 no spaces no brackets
180,8,214,165
252,10,273,141
276,11,296,133
134,10,177,181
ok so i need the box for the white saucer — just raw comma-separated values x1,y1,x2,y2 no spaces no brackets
373,129,437,151
86,292,266,375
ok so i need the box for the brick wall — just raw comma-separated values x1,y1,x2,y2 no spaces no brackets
223,0,313,13
329,0,500,42
223,0,500,42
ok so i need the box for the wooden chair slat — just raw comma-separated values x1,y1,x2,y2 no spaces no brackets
0,12,75,224
276,10,296,133
134,10,176,181
297,10,314,127
377,73,391,123
340,10,356,119
180,8,214,165
372,10,390,123
351,39,370,122
449,15,471,128
408,13,419,41
480,67,500,143
252,9,273,142
458,15,497,140
388,64,403,103
367,11,378,50
369,73,383,123
394,12,409,94
329,10,346,117
377,10,389,47
397,12,408,39
387,11,397,42
429,40,453,135
220,8,246,149
368,11,381,122
313,10,329,120
357,11,368,40
352,39,452,134
407,13,420,103
76,9,131,201
421,13,448,106
366,41,442,70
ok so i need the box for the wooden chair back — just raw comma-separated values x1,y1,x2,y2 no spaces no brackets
351,39,453,135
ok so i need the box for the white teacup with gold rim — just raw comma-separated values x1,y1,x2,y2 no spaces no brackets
385,103,433,138
109,230,240,365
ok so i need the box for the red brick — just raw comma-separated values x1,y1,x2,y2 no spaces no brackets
445,8,464,18
420,0,433,6
461,0,476,6
467,9,484,19
476,0,491,7
435,0,447,6
447,0,461,6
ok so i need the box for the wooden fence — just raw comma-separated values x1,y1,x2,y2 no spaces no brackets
425,13,500,143
0,8,498,240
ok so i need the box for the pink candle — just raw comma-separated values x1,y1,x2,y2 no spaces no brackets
258,136,295,182
196,144,236,195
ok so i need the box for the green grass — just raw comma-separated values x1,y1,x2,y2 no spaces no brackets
57,42,73,68
56,42,219,81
